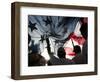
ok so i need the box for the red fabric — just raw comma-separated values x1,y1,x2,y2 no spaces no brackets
64,47,76,56
64,33,86,57
69,33,85,45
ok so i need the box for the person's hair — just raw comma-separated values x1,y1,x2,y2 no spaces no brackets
57,47,66,58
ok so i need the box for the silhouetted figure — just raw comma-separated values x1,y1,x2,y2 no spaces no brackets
80,19,88,64
73,18,88,64
48,47,75,65
28,54,46,66
57,47,66,58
